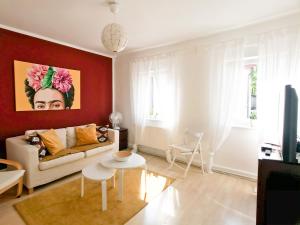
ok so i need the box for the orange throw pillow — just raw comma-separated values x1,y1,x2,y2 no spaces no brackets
75,125,99,146
39,129,64,155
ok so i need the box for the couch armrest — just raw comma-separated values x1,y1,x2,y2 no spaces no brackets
108,129,119,151
6,135,39,173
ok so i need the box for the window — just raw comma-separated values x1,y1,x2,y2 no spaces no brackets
148,70,160,120
131,55,177,129
246,64,257,120
234,62,258,127
147,65,171,121
232,42,259,127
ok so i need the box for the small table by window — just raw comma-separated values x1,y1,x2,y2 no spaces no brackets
118,128,128,150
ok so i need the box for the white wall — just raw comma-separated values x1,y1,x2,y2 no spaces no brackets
114,13,300,179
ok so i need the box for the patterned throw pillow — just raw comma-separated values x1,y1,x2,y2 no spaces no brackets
96,125,109,143
26,133,49,160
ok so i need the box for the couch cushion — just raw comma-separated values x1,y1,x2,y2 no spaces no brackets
66,124,91,148
25,133,48,160
71,142,113,152
40,149,81,162
85,143,115,157
39,152,84,171
39,129,65,155
25,128,67,149
96,125,109,143
75,125,99,146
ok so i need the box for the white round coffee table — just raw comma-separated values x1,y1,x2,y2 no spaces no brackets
81,163,116,211
101,152,147,201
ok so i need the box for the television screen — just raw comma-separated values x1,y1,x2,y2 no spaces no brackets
282,85,298,163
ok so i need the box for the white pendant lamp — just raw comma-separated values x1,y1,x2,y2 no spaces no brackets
101,0,128,53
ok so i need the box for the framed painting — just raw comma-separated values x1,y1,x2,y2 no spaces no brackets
14,60,80,111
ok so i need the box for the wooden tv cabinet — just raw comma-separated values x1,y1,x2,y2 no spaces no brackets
256,150,300,225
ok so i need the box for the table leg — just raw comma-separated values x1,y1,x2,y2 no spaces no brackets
118,169,124,201
101,180,107,211
81,174,84,197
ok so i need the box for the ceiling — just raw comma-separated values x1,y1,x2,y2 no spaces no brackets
0,0,299,56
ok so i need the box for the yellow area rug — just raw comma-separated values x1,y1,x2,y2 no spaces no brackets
14,169,174,225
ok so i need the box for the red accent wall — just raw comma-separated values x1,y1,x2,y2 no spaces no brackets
0,28,112,158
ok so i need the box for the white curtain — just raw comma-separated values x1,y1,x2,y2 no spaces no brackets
154,55,179,130
207,39,245,172
257,27,300,145
130,58,152,145
130,54,179,146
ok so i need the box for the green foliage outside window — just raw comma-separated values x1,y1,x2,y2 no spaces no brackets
249,65,257,121
250,111,257,120
250,66,257,96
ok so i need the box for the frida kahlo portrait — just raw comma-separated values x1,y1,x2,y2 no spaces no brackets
14,60,80,111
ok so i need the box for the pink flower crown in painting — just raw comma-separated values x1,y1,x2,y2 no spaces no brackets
27,64,73,93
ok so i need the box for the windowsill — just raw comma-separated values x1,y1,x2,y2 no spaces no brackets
146,117,161,121
232,120,257,130
232,124,256,130
145,118,164,128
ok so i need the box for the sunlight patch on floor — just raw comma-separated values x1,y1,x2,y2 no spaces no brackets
140,170,172,202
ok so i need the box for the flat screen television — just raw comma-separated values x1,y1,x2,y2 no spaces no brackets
282,85,298,163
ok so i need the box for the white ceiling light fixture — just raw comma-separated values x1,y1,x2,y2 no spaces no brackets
101,0,128,53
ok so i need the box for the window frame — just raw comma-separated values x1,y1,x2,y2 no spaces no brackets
232,55,258,128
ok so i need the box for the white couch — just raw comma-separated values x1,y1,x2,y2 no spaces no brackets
5,126,119,192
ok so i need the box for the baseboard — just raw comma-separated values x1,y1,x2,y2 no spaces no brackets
212,164,257,181
138,145,257,181
138,145,166,157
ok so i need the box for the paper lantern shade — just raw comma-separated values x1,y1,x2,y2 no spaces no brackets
101,23,128,53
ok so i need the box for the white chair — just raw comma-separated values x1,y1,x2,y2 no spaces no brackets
167,130,204,177
0,159,25,197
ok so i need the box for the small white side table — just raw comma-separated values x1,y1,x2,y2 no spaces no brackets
81,163,116,211
101,153,147,201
